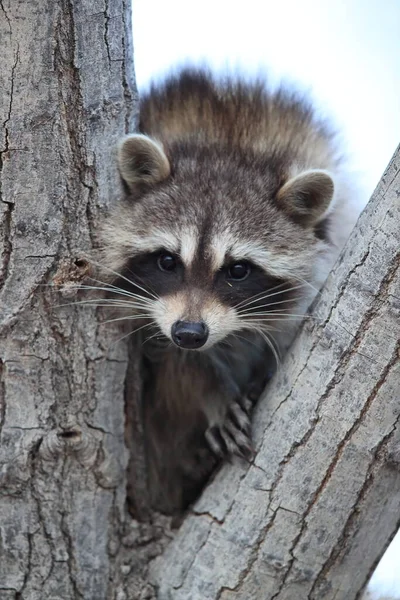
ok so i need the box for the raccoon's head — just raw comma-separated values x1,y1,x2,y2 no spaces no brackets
100,134,335,351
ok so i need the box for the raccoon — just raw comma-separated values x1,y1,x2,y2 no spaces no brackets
99,68,357,514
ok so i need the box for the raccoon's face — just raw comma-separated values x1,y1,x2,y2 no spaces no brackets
101,135,335,351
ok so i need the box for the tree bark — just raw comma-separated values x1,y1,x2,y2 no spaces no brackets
150,147,400,599
1,2,400,599
0,2,153,599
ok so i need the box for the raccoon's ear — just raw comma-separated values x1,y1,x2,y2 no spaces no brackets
117,134,171,190
276,170,334,227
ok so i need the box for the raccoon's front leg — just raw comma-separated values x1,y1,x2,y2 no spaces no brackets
205,394,254,460
204,366,274,460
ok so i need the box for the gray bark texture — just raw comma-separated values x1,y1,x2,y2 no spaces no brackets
150,147,400,600
0,2,165,599
1,1,400,599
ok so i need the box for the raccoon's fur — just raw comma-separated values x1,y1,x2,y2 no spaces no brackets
99,68,357,514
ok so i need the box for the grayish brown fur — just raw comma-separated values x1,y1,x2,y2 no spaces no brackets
98,68,358,514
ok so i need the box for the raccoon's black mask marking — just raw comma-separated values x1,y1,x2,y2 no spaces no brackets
114,250,293,324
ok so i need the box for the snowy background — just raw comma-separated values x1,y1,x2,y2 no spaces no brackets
132,0,400,597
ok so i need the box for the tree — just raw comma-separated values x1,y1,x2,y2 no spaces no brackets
0,1,144,598
1,2,399,599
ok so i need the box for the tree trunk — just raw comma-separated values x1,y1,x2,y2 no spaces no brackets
1,2,399,599
0,2,151,599
150,146,400,599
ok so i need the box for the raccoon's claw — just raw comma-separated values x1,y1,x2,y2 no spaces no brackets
205,401,253,460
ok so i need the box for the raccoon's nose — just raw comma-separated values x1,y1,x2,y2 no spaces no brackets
171,320,209,349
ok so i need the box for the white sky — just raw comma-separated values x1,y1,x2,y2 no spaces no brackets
132,1,400,597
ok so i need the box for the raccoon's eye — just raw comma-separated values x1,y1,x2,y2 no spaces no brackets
227,262,251,281
157,252,178,272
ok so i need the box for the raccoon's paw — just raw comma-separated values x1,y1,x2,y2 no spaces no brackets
205,399,253,461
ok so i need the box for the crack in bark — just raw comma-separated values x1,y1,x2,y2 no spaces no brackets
85,420,114,437
0,200,14,290
256,319,321,454
190,509,224,525
54,0,97,254
0,0,11,33
0,357,5,436
103,0,111,65
172,518,213,591
269,516,306,600
1,45,19,147
15,532,33,599
23,254,57,260
0,46,19,291
8,426,44,431
84,181,96,248
14,439,46,598
59,456,85,600
306,341,400,599
194,459,252,529
321,245,371,332
216,506,280,599
121,0,136,132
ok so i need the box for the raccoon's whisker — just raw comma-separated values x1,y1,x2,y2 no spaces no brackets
53,299,152,310
142,332,158,345
89,259,159,300
238,319,283,337
254,328,281,369
83,280,155,304
121,266,159,301
48,285,155,308
101,315,153,325
238,311,313,319
45,280,155,304
76,288,154,306
239,305,312,316
241,317,314,325
108,321,156,348
236,296,301,314
53,282,155,305
238,312,301,319
142,330,166,346
133,321,157,335
261,332,281,367
238,316,280,331
291,274,320,296
233,281,292,309
87,276,158,304
234,283,308,310
236,285,306,309
236,324,283,338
